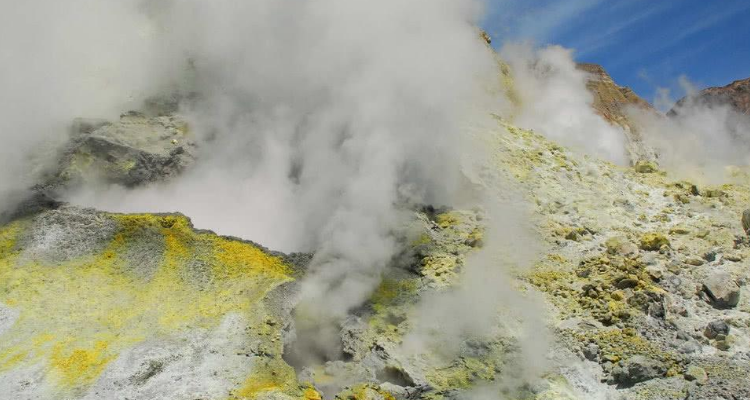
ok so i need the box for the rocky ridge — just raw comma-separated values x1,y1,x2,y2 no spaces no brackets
670,77,750,116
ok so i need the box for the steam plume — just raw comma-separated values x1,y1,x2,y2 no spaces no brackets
54,0,499,364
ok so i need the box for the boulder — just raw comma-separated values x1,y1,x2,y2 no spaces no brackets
703,272,741,309
605,236,639,257
634,160,658,173
41,112,196,193
611,355,667,386
685,365,708,385
704,320,730,339
640,233,669,251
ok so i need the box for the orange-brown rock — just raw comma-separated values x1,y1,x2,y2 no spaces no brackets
577,63,657,163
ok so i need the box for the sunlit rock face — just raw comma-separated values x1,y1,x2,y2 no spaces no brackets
577,63,658,164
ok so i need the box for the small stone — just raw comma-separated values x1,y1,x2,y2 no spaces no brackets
703,189,725,198
615,278,639,289
703,251,717,262
635,160,658,173
696,230,710,239
603,354,620,363
669,225,690,235
680,341,700,354
704,320,729,339
715,340,731,351
645,266,664,280
583,343,600,361
605,236,639,257
640,233,670,251
725,253,743,262
685,365,708,385
611,356,667,386
703,272,741,309
743,209,750,235
685,257,705,266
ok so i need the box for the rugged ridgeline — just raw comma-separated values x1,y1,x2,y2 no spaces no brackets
669,77,750,117
576,63,658,164
2,56,750,400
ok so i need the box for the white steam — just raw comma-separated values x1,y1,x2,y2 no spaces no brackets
0,0,174,215
401,139,549,388
632,76,750,183
43,0,500,363
500,43,629,165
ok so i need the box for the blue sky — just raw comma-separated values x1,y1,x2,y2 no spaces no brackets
482,0,750,106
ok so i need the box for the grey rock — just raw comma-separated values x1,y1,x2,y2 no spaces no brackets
703,272,741,309
583,343,600,361
0,191,62,224
679,341,701,354
17,206,118,263
340,316,367,358
610,355,666,387
704,320,730,339
42,113,196,194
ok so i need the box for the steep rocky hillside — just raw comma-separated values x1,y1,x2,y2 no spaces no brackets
669,77,750,116
577,63,657,164
1,52,749,400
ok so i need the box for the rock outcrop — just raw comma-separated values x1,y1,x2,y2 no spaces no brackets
40,112,196,194
0,206,309,399
577,63,658,164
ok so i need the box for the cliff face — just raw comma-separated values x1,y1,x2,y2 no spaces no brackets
577,63,658,163
670,77,750,116
577,63,655,121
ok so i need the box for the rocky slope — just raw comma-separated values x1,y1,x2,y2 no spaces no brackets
669,77,750,116
492,118,750,399
1,56,750,400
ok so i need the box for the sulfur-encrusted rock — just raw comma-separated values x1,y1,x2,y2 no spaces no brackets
0,206,305,399
634,160,658,174
639,233,670,252
605,236,639,257
684,365,708,385
703,272,741,309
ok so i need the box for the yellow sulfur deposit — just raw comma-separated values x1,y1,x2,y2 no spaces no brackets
0,213,293,391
